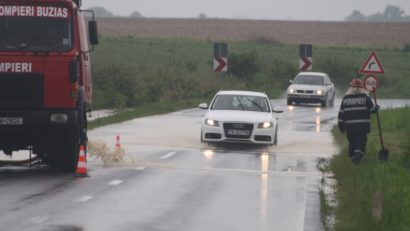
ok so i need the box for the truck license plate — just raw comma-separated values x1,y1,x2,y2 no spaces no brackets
0,117,23,125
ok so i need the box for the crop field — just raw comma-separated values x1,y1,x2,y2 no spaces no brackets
96,18,410,48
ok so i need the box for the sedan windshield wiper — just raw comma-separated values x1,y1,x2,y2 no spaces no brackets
237,97,245,110
250,100,264,111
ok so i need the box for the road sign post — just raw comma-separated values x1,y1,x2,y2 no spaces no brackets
213,43,228,72
369,83,389,162
299,44,312,71
363,74,388,161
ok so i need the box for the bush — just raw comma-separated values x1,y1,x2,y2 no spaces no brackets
269,59,298,87
316,57,357,90
229,51,259,81
401,44,410,52
93,63,138,108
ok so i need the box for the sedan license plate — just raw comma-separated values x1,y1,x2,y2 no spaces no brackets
0,117,23,125
298,95,310,98
228,129,249,136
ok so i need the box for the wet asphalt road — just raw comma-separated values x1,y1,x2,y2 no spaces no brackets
0,98,409,231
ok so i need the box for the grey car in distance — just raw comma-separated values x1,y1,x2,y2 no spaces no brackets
286,72,335,107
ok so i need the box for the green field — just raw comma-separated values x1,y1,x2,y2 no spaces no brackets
90,37,410,110
325,107,410,231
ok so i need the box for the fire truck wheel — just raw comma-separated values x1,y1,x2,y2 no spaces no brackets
77,91,87,145
49,128,80,172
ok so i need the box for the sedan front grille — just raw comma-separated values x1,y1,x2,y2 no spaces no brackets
296,90,314,94
223,123,253,139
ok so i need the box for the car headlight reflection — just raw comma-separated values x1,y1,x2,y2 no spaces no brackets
205,119,219,127
316,90,323,95
258,122,273,129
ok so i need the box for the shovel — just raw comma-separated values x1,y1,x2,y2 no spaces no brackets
371,87,389,161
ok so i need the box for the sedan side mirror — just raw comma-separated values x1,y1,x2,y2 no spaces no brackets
272,107,284,113
198,103,209,109
289,80,293,84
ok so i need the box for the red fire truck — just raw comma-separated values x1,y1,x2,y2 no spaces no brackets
0,0,98,172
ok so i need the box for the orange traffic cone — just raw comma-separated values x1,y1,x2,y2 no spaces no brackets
115,135,121,149
76,145,88,177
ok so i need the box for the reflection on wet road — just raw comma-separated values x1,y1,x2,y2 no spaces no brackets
285,102,337,133
0,98,408,231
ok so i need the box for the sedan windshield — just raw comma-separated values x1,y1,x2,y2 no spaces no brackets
211,95,271,112
0,6,73,52
293,75,324,85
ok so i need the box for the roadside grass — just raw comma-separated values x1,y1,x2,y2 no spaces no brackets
327,107,410,230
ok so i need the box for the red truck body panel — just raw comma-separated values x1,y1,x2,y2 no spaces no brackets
0,0,92,108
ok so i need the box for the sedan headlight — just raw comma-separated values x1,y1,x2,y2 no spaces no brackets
205,119,219,127
258,122,273,129
316,90,324,95
288,88,295,93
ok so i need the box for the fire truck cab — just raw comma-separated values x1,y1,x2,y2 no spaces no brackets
0,0,98,172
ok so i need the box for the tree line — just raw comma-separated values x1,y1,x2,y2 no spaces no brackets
89,5,410,22
87,7,207,19
87,7,142,18
345,5,410,22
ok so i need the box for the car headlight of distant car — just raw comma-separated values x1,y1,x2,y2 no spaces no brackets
205,119,219,127
288,88,295,94
316,90,324,95
258,122,273,129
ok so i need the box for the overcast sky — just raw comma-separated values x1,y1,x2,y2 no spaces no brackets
82,0,410,21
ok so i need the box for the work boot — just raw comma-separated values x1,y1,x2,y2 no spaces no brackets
351,150,364,164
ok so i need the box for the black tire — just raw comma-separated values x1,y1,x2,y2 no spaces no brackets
321,97,327,107
273,125,278,145
49,128,80,172
77,91,87,145
49,92,85,172
329,95,335,107
287,99,292,105
331,92,336,107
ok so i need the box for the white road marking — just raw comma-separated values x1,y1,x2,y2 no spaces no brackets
135,166,146,170
108,179,124,186
160,151,177,160
76,195,93,202
140,162,322,177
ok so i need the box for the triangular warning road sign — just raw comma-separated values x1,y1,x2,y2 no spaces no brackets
359,51,384,74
